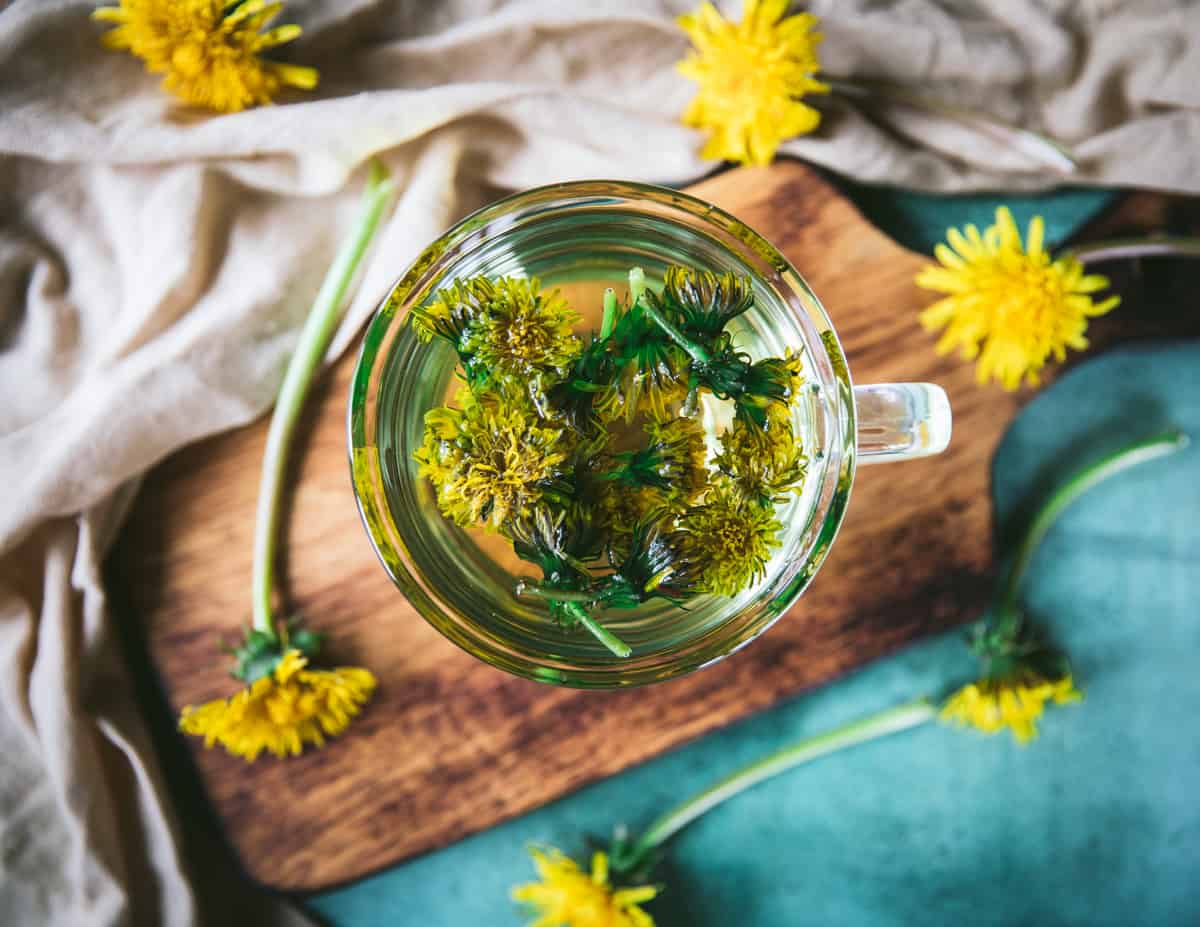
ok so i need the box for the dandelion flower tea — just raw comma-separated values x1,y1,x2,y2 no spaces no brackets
411,265,813,657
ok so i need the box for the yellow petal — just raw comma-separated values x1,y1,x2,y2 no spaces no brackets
1025,215,1045,257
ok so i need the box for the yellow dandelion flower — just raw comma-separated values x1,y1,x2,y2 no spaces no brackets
415,394,571,530
513,847,658,927
683,483,782,596
940,670,1081,744
917,206,1120,390
93,0,318,114
179,649,376,761
714,402,807,505
676,0,829,165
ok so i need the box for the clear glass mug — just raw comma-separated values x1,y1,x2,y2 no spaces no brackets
348,181,951,688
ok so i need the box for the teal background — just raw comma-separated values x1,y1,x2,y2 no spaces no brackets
303,183,1200,925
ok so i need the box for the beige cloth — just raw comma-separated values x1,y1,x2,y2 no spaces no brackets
1,0,1197,923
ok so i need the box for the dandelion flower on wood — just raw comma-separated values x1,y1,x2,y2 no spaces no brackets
512,847,658,927
917,207,1120,390
94,0,318,114
941,670,1081,744
676,0,828,165
179,649,376,761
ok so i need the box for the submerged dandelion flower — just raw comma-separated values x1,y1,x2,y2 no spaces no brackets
682,483,782,596
656,265,756,339
512,847,658,927
941,670,1081,744
917,207,1120,390
94,0,318,113
412,276,581,390
415,394,571,529
676,0,828,165
606,418,709,503
179,650,376,761
715,401,807,504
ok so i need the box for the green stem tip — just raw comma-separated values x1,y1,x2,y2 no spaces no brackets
600,288,618,340
251,161,396,636
628,266,647,306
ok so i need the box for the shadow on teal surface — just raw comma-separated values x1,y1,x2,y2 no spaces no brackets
307,340,1199,926
822,176,1116,255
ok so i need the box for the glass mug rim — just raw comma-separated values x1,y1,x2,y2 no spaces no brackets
348,179,858,688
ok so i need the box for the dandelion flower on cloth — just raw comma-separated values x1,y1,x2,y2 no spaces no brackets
917,207,1120,390
93,0,318,113
676,0,828,165
180,649,375,761
941,670,1081,744
513,847,658,927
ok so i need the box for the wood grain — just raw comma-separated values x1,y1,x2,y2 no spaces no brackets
109,161,1101,891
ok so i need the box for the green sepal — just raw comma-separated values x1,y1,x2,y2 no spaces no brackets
593,826,663,886
226,618,324,684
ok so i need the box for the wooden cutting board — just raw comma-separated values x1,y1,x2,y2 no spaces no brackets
107,161,1067,892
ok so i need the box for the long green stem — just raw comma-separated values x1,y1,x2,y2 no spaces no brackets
1066,237,1200,265
515,583,633,658
251,161,396,635
515,582,595,605
999,431,1188,614
633,698,936,854
641,300,710,365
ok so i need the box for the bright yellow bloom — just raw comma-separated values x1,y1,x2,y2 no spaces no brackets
917,207,1120,390
513,848,658,927
940,671,1081,744
93,0,318,113
179,649,375,761
676,0,828,165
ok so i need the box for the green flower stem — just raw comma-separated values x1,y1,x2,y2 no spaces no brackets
251,161,396,636
515,583,633,659
515,583,595,604
641,299,711,365
632,698,937,855
998,430,1188,618
569,604,633,659
1066,237,1200,265
625,264,710,364
600,288,618,340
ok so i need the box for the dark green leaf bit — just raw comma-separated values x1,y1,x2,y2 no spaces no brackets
413,265,810,657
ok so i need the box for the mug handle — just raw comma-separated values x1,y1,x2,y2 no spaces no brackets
854,383,952,464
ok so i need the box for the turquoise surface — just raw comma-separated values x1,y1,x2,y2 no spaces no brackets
306,187,1199,925
827,178,1115,254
